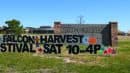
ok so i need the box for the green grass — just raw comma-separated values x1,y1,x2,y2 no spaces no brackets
0,40,130,73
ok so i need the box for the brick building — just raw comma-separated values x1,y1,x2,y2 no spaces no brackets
54,21,118,47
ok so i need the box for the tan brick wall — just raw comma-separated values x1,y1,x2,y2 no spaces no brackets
54,22,62,34
109,22,118,47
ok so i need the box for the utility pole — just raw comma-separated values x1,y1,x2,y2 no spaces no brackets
78,15,85,24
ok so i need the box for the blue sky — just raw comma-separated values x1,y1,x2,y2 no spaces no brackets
0,0,130,32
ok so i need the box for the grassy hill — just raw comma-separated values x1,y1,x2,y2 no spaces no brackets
0,38,130,73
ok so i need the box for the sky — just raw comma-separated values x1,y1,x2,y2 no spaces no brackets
0,0,130,32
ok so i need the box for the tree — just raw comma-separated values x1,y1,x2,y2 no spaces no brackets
5,19,23,35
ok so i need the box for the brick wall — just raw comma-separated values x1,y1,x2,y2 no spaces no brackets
54,21,118,47
109,22,118,47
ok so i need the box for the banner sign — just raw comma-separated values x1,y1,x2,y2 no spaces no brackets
0,34,116,55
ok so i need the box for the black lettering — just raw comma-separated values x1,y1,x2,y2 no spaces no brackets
55,44,63,54
40,36,47,44
16,44,23,52
44,44,50,53
0,43,7,52
7,43,13,52
17,35,23,42
22,44,30,52
50,45,57,54
66,35,72,43
86,45,93,54
71,45,80,54
54,35,60,43
48,35,54,43
73,35,78,43
94,44,101,54
22,35,29,43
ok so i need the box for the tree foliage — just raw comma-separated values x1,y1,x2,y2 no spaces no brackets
5,19,23,35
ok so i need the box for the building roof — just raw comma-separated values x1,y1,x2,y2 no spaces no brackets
60,24,108,33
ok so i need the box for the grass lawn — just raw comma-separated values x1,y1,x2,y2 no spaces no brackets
0,40,130,73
